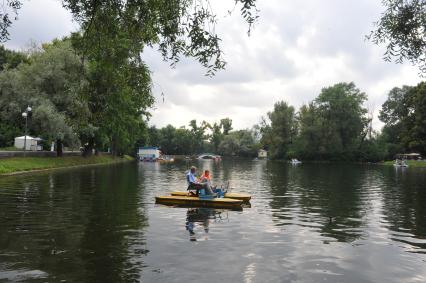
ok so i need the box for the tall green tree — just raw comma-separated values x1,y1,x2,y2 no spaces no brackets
210,122,223,153
218,129,258,157
314,82,368,159
295,103,322,159
291,83,368,160
220,118,233,135
380,83,426,156
0,40,87,154
188,119,209,153
264,101,296,159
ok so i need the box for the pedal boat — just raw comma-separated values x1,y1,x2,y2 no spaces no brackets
170,191,251,202
155,195,243,209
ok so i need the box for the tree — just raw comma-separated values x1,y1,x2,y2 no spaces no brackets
410,83,426,154
369,0,426,73
188,119,209,153
220,118,233,135
0,45,28,71
32,102,79,156
265,101,296,159
379,86,413,155
0,40,87,154
1,1,258,75
314,82,368,159
218,134,240,156
294,103,322,159
291,83,369,160
210,122,223,153
218,129,257,157
0,1,258,155
380,82,426,156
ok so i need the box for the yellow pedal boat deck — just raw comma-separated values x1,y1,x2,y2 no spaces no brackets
155,195,243,209
170,191,251,202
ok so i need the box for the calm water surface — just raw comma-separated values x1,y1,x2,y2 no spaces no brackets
0,160,425,282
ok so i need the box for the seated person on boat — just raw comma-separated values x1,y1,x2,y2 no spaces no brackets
187,166,214,196
199,170,211,183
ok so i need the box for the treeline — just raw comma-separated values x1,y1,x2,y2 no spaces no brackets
260,82,426,161
0,38,152,156
142,82,426,161
1,41,425,161
143,118,260,157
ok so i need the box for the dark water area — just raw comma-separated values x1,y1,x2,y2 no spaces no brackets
0,160,425,282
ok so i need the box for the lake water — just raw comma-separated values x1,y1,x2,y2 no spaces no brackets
0,160,425,282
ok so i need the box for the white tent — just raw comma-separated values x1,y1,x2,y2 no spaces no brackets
14,136,42,151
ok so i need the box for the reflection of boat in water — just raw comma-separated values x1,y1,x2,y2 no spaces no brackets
158,155,175,163
155,195,243,209
170,191,251,202
186,208,228,241
290,158,302,165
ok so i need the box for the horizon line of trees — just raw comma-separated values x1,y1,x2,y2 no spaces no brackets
142,82,426,161
1,41,425,161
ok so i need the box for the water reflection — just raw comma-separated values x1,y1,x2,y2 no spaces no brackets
266,162,368,242
185,208,229,241
0,163,148,282
377,167,426,252
1,160,426,282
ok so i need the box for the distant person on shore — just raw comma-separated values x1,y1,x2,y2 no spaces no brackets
187,166,214,195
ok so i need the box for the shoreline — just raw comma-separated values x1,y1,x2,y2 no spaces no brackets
0,155,135,176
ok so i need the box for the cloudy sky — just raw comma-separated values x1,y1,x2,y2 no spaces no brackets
4,0,422,130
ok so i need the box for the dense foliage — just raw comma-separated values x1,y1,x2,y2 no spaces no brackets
379,82,426,156
143,118,259,157
0,0,258,156
0,40,85,155
259,83,386,162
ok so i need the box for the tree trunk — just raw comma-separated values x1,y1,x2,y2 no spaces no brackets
56,139,63,157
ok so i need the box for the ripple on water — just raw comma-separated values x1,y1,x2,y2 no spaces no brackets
0,161,426,282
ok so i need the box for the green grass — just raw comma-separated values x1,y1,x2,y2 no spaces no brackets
0,155,134,175
383,160,426,167
0,146,22,151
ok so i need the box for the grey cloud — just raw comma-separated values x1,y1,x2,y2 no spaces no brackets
4,0,76,50
3,0,423,130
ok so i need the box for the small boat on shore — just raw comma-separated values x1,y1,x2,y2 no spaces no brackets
197,153,221,161
170,191,251,202
155,195,243,209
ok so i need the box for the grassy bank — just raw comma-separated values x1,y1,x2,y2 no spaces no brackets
0,155,134,175
383,160,426,167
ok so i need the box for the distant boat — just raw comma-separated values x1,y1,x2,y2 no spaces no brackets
290,158,302,165
394,159,408,168
197,153,221,161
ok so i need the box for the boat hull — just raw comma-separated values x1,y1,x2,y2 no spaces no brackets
394,164,408,168
155,195,243,209
170,191,251,202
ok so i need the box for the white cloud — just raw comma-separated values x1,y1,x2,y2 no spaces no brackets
4,0,77,50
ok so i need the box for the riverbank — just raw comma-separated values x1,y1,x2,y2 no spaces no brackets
383,160,426,167
0,155,134,175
